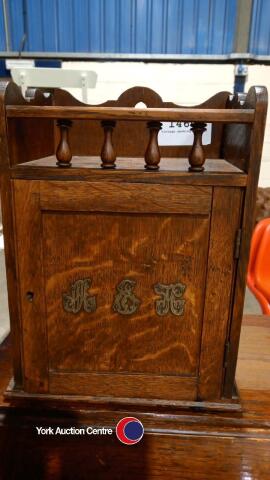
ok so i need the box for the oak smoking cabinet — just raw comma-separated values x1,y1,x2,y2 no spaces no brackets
0,82,267,411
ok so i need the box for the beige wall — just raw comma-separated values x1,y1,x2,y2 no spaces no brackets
63,61,270,186
63,61,234,105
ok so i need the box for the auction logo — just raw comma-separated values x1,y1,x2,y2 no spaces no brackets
116,417,144,445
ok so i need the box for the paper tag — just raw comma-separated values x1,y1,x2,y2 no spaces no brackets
158,122,212,146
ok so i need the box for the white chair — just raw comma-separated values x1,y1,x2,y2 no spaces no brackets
11,67,97,103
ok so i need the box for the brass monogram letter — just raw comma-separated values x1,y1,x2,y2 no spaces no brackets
154,282,186,316
63,278,96,314
113,279,140,315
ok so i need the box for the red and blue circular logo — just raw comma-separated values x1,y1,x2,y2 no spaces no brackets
116,417,144,445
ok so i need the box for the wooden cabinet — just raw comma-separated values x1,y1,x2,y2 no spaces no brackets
0,82,267,411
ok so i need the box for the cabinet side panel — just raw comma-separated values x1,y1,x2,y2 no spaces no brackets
223,87,268,397
13,180,48,393
198,187,242,400
0,174,23,386
0,85,23,386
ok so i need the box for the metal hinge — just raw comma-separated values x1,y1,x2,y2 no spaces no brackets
234,228,242,259
223,341,231,368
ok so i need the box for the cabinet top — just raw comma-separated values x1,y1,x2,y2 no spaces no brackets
6,105,255,124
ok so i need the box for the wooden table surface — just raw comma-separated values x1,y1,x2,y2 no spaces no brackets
0,314,270,479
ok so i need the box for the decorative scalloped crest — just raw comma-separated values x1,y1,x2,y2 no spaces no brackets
4,81,233,110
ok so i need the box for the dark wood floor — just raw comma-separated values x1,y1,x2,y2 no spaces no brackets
0,315,270,479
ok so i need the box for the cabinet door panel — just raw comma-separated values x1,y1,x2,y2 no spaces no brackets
44,212,209,378
13,179,212,400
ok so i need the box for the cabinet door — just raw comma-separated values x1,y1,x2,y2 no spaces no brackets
13,179,217,401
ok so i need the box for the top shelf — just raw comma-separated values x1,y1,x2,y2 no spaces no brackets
5,106,255,123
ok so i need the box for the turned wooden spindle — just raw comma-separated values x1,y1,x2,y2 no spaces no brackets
188,122,207,172
101,120,116,169
144,121,162,170
56,119,72,168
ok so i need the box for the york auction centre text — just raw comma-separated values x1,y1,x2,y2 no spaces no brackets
36,426,113,436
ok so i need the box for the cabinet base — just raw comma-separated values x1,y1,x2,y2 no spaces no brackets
5,378,241,413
